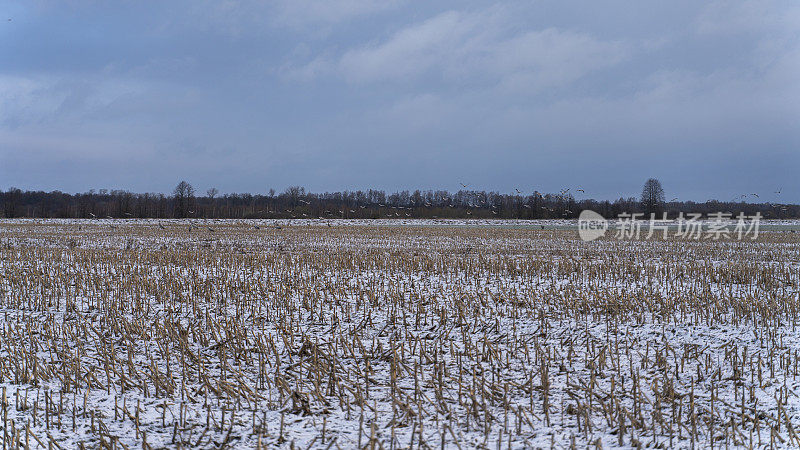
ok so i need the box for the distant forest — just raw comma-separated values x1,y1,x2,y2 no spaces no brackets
1,183,798,220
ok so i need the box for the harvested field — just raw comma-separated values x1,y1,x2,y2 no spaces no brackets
0,220,799,448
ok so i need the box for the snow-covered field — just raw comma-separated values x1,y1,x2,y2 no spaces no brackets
0,220,799,448
5,217,800,228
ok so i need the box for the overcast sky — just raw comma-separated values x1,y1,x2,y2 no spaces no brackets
1,1,798,202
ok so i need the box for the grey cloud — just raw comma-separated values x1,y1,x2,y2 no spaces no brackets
326,8,631,93
1,1,798,200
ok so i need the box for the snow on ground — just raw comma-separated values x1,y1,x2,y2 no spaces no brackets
0,220,799,448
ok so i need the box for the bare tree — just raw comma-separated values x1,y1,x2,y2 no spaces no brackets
285,186,305,208
206,187,219,218
3,187,21,218
173,181,195,218
640,178,665,216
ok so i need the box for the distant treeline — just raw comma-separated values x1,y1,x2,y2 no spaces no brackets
1,185,797,220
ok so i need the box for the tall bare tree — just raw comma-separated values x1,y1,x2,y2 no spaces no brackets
640,178,665,216
173,181,195,218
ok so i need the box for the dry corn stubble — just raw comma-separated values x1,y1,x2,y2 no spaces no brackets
0,219,799,448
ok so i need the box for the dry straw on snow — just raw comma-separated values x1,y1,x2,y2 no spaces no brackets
0,219,798,448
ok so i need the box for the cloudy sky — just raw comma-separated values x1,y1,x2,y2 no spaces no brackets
1,1,798,201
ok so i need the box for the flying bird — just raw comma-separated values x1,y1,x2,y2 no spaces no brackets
670,197,679,202
775,187,782,194
460,183,469,188
576,189,585,193
751,193,759,198
515,188,522,194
